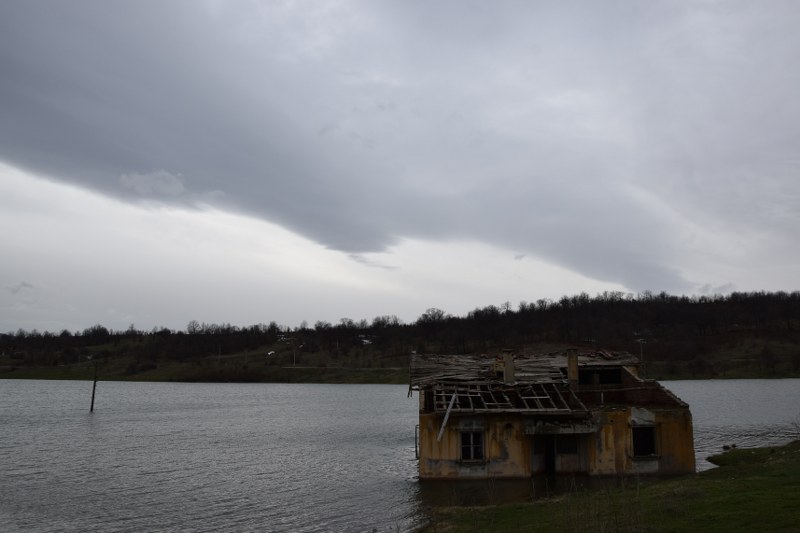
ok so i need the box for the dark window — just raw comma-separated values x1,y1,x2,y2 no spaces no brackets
461,431,484,461
556,434,578,454
579,368,623,385
578,370,594,385
632,426,656,456
598,368,622,384
423,389,434,412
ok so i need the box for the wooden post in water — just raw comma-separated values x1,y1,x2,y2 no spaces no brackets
90,362,98,412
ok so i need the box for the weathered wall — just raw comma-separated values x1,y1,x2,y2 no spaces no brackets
587,407,695,475
418,413,531,479
417,400,695,478
650,407,696,474
419,414,596,479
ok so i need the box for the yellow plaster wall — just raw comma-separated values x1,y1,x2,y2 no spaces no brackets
653,408,696,474
587,407,695,475
418,413,531,479
418,407,695,478
587,408,628,475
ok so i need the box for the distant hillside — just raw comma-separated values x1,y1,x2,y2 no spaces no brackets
2,291,799,382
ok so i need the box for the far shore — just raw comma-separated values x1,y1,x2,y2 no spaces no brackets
2,361,799,385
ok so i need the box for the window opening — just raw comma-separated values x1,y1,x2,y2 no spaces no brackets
598,368,622,384
423,389,434,412
632,426,656,456
461,431,484,461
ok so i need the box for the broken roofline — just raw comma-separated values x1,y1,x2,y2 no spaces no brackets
428,381,589,415
409,351,640,389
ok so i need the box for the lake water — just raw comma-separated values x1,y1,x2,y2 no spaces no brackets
664,379,800,471
1,379,798,532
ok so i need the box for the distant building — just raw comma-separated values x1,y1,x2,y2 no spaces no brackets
409,350,695,479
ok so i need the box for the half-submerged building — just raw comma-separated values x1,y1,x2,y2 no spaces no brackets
409,350,695,479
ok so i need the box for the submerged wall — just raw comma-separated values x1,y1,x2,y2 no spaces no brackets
417,406,695,479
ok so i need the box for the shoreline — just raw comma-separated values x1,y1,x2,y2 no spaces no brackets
421,439,800,532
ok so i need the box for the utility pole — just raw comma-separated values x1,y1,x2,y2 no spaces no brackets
292,341,304,367
637,338,647,377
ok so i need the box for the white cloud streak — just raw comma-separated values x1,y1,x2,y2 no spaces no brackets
1,164,632,332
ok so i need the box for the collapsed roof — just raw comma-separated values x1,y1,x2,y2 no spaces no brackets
409,351,639,388
409,351,640,416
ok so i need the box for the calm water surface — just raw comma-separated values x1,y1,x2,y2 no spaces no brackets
1,382,419,532
664,379,800,471
1,379,798,532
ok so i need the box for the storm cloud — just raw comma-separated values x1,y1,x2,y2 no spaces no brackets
1,1,799,331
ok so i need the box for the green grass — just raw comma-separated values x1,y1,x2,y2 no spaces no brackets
0,365,97,381
423,440,800,532
646,336,800,381
0,356,409,384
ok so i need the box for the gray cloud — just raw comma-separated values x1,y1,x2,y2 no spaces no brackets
1,1,798,294
5,282,35,295
348,254,397,271
698,283,736,296
120,170,186,196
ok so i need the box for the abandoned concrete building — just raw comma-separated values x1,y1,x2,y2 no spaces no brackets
409,350,695,479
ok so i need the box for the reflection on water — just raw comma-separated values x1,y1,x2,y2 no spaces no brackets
418,475,654,507
420,478,534,507
0,378,797,532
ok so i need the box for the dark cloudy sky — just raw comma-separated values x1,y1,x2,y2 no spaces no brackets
2,1,798,333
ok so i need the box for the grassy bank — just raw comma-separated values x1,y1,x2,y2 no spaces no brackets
2,331,798,384
0,334,414,384
644,335,800,381
0,356,409,384
423,440,800,532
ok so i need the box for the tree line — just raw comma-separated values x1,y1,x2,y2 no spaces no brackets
2,290,800,377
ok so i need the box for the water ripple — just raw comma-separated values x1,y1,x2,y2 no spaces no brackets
1,379,798,531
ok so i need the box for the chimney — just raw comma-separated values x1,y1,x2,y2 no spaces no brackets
503,351,515,384
567,348,579,389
